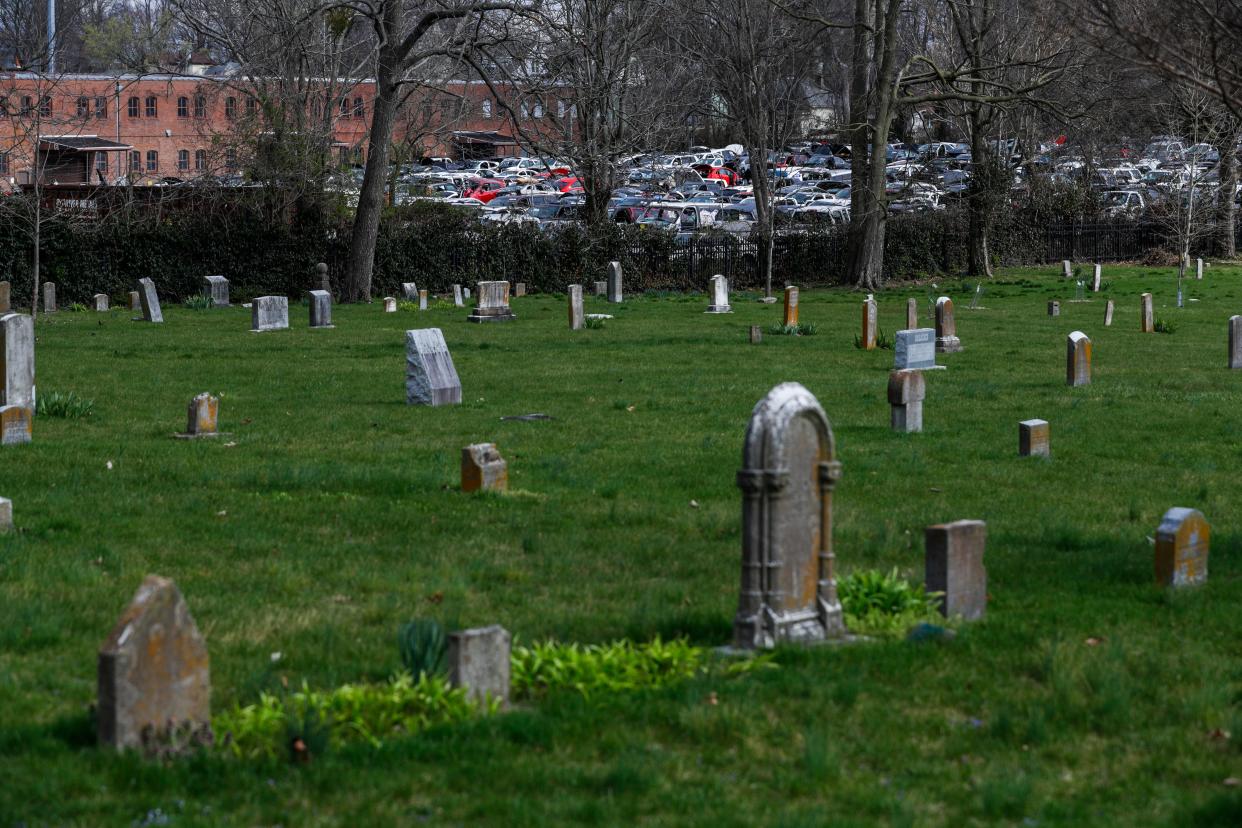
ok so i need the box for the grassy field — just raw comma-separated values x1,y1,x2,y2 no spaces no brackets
2,265,1242,826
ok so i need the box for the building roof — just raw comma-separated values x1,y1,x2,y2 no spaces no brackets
40,135,133,152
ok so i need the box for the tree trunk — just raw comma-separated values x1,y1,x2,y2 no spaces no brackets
1215,130,1238,258
749,144,773,298
966,115,993,278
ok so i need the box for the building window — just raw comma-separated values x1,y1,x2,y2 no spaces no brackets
128,96,140,117
177,149,189,171
225,148,237,169
532,99,543,118
21,95,33,114
519,101,529,119
557,100,565,119
481,98,492,119
77,96,90,117
129,151,141,171
0,97,8,117
94,96,107,118
353,97,364,119
194,149,206,171
339,97,350,118
245,97,256,115
38,96,51,117
0,153,8,174
145,96,157,117
146,150,158,172
225,97,236,119
194,95,206,118
177,96,189,118
95,153,108,175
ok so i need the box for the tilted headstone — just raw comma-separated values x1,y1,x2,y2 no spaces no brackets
42,281,56,314
0,281,9,313
1196,258,1204,280
893,328,940,371
0,496,10,531
888,369,925,433
94,293,109,312
405,328,461,407
315,262,330,292
568,285,584,330
1061,260,1072,279
733,382,847,649
384,296,397,313
184,393,218,437
1,313,35,409
250,296,289,332
706,275,731,313
1047,301,1060,317
97,575,211,750
1104,299,1115,327
749,325,762,344
137,278,163,323
1230,316,1242,369
203,275,229,307
0,404,32,445
925,520,987,620
461,443,508,492
1155,507,1209,587
594,281,606,297
906,297,918,330
783,286,799,326
1019,419,1050,457
418,290,428,311
467,281,516,323
452,284,464,307
402,282,419,301
448,625,511,709
861,296,877,349
308,290,333,329
129,291,141,312
1092,263,1102,292
1066,331,1091,387
1140,293,1154,333
514,283,526,297
607,261,623,303
934,297,961,353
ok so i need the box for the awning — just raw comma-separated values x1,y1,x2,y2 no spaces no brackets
39,136,131,152
450,130,518,146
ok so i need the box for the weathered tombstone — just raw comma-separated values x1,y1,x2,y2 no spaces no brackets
0,404,32,445
888,370,925,433
462,443,508,492
0,496,10,531
129,291,141,312
906,297,918,330
782,286,799,326
250,296,289,332
1047,300,1060,317
568,284,584,330
1,313,36,410
1154,507,1210,588
1066,331,1091,387
514,283,526,297
0,281,9,313
1230,316,1242,369
463,287,471,299
452,284,464,307
1061,260,1072,279
935,297,961,353
203,275,230,307
749,325,762,344
93,293,109,312
706,275,732,313
925,520,987,620
1104,299,1115,327
401,282,419,301
733,382,847,649
384,296,398,312
97,575,211,750
447,625,510,709
1018,419,1050,457
1091,263,1101,292
467,281,517,323
594,280,607,297
607,261,623,303
137,278,163,323
1140,292,1154,333
893,328,941,371
42,281,56,313
315,262,330,292
308,290,333,329
1196,258,1204,280
861,296,878,350
418,289,428,311
405,328,462,406
183,393,218,437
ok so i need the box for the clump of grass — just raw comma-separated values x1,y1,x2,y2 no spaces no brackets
36,391,94,419
183,294,214,310
769,322,817,336
584,316,606,330
398,618,448,680
65,302,90,313
397,300,420,312
1154,316,1177,334
853,327,894,350
838,568,943,637
511,637,706,700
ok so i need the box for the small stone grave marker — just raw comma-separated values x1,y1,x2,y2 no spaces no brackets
137,278,163,323
448,625,510,709
0,496,10,531
402,282,419,300
782,286,799,326
1092,263,1102,292
129,291,141,311
935,297,961,353
1066,331,1091,386
906,297,918,329
467,281,516,323
0,404,32,445
568,285,584,330
607,261,623,303
418,289,428,310
42,281,56,313
861,296,877,349
308,290,333,329
383,297,397,312
594,281,606,297
251,296,289,332
1073,280,1086,302
706,274,731,313
1105,299,1115,326
94,293,109,312
514,283,526,297
1018,419,1050,457
463,287,471,299
1230,316,1242,369
1048,300,1060,317
1155,507,1209,587
178,393,219,439
888,369,925,433
405,328,461,406
894,328,941,371
749,325,762,344
204,275,230,307
1061,260,1072,279
1196,258,1204,280
452,284,464,307
1,313,35,409
315,262,330,292
462,443,508,492
1140,293,1154,332
925,520,987,620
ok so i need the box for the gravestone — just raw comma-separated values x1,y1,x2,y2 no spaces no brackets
749,325,762,344
405,328,461,406
384,297,397,312
1073,280,1086,302
315,262,330,292
448,625,510,709
250,296,289,332
137,278,163,323
1104,299,1115,327
1230,316,1242,369
1048,300,1060,317
419,290,428,311
0,404,32,445
514,283,526,297
184,393,218,437
462,443,508,492
42,281,56,313
1,313,36,410
1092,263,1102,292
706,275,732,313
129,291,141,312
1019,419,1050,457
1140,293,1154,333
1155,507,1210,587
888,369,925,433
401,282,419,301
568,285,584,330
308,290,333,329
1066,331,1091,387
0,496,10,531
906,297,918,330
467,281,516,323
783,286,799,326
607,261,623,303
94,293,109,312
594,280,606,297
1196,258,1204,280
935,297,961,353
925,520,987,620
893,328,940,371
97,575,211,750
203,275,230,307
861,296,878,349
452,284,464,307
733,382,847,649
463,288,471,299
1061,260,1072,279
0,281,9,313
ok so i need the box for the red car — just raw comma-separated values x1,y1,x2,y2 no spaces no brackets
461,177,506,203
552,176,580,193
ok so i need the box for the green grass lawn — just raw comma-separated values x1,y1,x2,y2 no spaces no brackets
3,265,1242,826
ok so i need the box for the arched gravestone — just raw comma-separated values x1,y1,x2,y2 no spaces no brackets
734,382,847,649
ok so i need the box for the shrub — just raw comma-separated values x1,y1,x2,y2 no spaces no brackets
838,568,943,637
183,293,213,310
398,619,447,680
